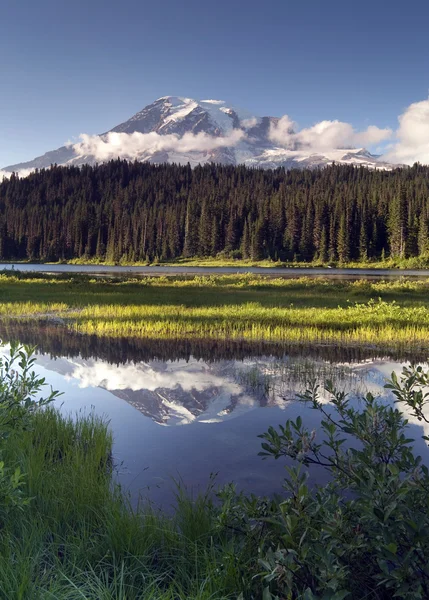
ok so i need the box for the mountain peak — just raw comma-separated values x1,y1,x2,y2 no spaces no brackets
2,97,397,173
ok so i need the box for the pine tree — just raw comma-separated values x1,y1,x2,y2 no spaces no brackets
225,212,238,253
337,213,350,263
328,218,337,262
388,184,407,258
183,199,198,257
198,200,212,256
210,215,221,256
319,226,328,262
241,217,251,259
359,220,368,261
95,228,106,259
418,216,429,256
251,219,265,261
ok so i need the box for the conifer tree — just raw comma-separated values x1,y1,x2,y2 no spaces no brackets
242,217,251,259
388,184,407,258
183,200,198,257
418,216,429,256
337,213,350,263
359,219,368,261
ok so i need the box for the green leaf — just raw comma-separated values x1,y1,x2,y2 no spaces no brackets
373,507,384,520
386,542,397,555
262,586,273,600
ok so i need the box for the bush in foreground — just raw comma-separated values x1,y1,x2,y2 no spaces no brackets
247,369,429,599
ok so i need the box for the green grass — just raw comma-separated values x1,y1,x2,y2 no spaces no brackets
1,407,253,599
1,272,429,352
7,253,429,269
149,254,429,269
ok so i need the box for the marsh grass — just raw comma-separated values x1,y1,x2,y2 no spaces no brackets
2,272,429,352
1,407,254,599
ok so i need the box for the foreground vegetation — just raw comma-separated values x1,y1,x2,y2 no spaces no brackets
2,272,429,352
3,344,429,598
1,345,250,599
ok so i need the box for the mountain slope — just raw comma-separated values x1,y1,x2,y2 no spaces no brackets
3,96,395,172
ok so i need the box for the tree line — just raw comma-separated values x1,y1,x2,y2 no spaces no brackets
0,160,428,263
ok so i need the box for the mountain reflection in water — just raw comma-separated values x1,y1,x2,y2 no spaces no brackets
1,320,428,506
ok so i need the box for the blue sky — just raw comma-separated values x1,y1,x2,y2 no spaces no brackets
1,0,429,166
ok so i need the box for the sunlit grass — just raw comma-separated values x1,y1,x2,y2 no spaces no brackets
1,272,429,351
68,299,429,349
57,252,429,269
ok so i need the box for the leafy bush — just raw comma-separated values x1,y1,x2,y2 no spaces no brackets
240,368,429,599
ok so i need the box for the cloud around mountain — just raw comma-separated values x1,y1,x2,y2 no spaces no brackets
268,116,392,152
66,98,428,166
68,116,393,164
68,129,245,163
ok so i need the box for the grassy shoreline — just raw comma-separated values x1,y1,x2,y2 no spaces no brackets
3,382,251,599
3,255,429,269
1,272,429,353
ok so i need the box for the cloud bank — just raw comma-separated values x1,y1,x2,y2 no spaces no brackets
269,116,392,151
384,98,429,165
69,116,393,165
70,129,245,162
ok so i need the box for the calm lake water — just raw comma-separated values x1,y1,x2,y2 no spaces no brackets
2,322,429,508
2,262,429,279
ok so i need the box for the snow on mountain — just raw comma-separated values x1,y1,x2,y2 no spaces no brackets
2,96,396,173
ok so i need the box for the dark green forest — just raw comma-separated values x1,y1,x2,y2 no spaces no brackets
0,161,428,263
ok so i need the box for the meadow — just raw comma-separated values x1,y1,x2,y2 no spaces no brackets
1,272,429,352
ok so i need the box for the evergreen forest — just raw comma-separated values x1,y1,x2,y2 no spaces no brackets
0,161,428,263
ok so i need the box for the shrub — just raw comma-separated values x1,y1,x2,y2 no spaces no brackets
245,368,429,599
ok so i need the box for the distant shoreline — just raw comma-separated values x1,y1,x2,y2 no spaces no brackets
2,261,429,279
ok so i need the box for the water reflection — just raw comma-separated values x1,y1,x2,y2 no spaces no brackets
1,320,429,506
1,320,427,364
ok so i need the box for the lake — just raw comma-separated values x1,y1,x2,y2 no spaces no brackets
2,321,428,509
2,262,429,279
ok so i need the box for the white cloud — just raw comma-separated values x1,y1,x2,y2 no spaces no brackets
70,129,245,162
0,168,35,179
268,115,296,145
200,99,225,105
384,98,429,165
241,117,259,129
269,116,392,151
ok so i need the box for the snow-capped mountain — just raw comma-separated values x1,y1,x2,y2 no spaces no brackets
3,96,395,172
